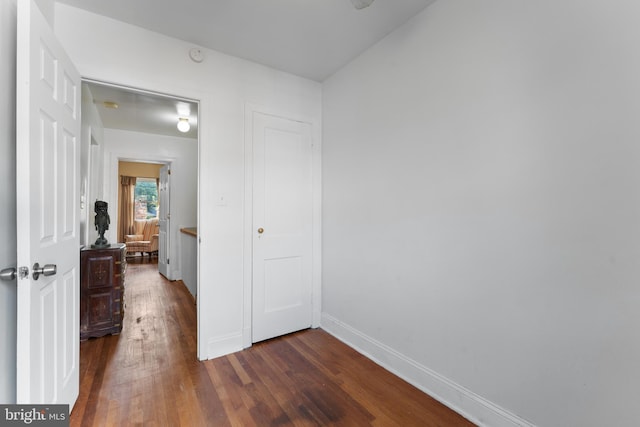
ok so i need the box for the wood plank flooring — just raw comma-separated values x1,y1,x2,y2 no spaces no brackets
71,257,475,426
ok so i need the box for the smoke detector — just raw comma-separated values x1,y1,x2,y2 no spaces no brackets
351,0,374,9
189,48,204,63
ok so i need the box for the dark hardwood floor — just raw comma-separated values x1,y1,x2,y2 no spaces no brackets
71,256,475,426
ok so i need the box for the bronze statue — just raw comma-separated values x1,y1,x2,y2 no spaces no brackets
92,200,111,248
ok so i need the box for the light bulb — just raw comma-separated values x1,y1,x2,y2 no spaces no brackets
177,117,190,133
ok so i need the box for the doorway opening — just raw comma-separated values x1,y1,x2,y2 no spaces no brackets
118,161,163,263
80,78,199,344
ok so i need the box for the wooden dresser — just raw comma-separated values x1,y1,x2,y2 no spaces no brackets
80,243,126,340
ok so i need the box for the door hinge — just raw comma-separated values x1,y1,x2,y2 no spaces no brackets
167,258,170,264
168,169,171,175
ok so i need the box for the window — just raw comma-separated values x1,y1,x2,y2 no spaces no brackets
134,178,158,220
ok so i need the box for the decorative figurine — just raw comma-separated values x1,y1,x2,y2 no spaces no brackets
92,200,111,248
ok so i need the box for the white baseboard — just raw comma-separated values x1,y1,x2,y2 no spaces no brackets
321,313,534,427
206,332,243,360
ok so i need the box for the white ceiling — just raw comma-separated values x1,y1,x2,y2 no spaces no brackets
84,81,199,139
56,0,435,82
66,0,435,138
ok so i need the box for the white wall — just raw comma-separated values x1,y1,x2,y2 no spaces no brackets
322,1,640,426
0,0,17,404
103,128,197,281
53,2,322,360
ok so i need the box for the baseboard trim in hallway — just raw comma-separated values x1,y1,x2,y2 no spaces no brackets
321,313,535,427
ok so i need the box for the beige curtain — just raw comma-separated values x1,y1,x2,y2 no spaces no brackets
118,176,137,242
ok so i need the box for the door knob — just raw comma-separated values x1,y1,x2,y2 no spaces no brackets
257,228,264,234
32,263,57,280
0,267,16,282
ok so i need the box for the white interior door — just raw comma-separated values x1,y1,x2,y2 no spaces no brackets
16,0,80,406
252,112,313,343
158,164,170,279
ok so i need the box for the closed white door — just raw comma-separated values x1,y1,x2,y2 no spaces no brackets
252,112,313,343
158,164,170,279
16,0,80,406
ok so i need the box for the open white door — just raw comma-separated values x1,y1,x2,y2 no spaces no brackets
252,112,313,343
158,164,170,279
16,0,80,406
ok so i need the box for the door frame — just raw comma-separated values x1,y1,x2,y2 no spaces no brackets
107,156,172,264
83,79,200,351
242,103,322,348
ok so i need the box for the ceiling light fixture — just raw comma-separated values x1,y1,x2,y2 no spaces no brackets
351,0,374,9
102,101,119,109
177,117,190,133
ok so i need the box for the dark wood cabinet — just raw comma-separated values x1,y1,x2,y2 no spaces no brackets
80,243,126,340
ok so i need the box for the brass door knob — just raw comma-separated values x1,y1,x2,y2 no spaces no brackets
257,228,264,234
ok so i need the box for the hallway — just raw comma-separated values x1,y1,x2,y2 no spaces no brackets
72,257,199,425
71,258,474,426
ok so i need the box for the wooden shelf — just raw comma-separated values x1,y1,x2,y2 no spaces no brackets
180,227,197,237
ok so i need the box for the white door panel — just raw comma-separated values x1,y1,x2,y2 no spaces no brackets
252,113,313,343
16,0,80,406
158,164,170,279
